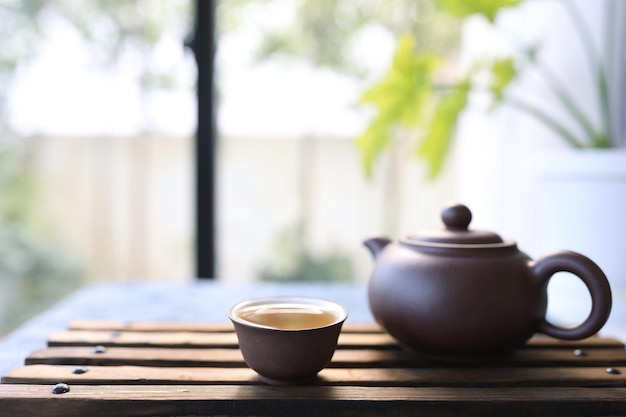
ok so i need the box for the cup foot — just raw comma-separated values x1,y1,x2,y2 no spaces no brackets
258,374,318,386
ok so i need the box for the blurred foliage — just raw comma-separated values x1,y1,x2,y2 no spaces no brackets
0,223,84,336
437,0,521,22
0,0,191,131
356,0,522,178
0,147,84,336
259,223,354,282
213,0,498,177
357,32,507,177
0,148,39,224
356,0,617,178
216,0,462,78
0,0,191,335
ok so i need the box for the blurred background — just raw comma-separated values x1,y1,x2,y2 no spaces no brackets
1,0,623,336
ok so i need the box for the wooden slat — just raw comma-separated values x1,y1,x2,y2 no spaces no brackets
526,334,625,349
25,345,626,368
510,347,626,367
1,385,626,417
69,320,237,333
4,364,626,388
47,328,626,354
25,346,417,368
3,365,258,385
47,330,397,349
67,320,625,348
68,320,385,334
26,347,246,367
48,330,240,348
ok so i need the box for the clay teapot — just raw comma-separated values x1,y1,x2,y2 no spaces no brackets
365,203,612,360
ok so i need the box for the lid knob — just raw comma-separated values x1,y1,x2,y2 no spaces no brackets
404,203,505,245
442,204,472,230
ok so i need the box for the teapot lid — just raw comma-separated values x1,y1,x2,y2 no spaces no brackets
405,204,504,245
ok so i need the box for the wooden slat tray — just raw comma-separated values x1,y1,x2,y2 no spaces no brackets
1,320,625,417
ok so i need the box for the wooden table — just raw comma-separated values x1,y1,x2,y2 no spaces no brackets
0,282,624,416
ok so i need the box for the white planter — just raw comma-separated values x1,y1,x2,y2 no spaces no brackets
537,149,626,302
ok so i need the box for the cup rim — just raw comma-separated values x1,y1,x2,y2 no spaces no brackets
228,295,348,331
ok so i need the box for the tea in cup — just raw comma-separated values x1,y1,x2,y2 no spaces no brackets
229,296,348,385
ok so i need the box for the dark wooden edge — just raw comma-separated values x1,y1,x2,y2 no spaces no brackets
1,385,626,417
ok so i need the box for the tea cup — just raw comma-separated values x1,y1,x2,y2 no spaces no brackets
228,295,348,385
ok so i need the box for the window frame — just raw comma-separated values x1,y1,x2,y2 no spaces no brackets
188,0,216,278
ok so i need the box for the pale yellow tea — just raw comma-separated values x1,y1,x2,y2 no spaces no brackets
238,304,339,330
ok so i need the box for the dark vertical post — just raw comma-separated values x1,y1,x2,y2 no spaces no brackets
187,0,216,278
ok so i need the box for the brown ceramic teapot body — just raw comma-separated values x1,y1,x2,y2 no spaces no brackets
365,204,612,360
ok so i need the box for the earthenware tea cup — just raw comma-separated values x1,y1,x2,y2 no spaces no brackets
229,296,348,385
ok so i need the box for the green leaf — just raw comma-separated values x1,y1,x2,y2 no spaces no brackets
436,0,522,22
490,57,516,101
360,35,439,125
416,81,471,178
357,34,439,175
355,119,394,177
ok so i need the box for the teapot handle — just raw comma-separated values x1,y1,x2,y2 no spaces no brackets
531,250,612,340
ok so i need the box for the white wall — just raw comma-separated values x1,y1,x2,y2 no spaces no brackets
30,133,456,283
218,134,456,283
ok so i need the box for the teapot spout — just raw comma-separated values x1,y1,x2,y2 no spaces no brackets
363,237,392,258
